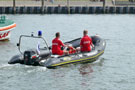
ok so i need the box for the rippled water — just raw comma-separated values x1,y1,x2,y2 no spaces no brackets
0,14,135,90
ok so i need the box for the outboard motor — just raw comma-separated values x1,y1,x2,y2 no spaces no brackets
23,50,39,65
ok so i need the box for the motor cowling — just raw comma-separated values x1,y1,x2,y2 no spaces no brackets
23,50,39,65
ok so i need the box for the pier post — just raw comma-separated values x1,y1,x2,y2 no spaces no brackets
103,0,106,13
67,0,70,14
13,0,16,14
41,0,45,13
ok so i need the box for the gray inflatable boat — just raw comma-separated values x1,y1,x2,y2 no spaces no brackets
8,32,106,68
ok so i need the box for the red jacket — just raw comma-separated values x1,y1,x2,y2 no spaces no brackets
80,35,92,52
52,37,64,55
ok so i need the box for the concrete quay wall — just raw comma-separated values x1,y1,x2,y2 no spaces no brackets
0,6,135,14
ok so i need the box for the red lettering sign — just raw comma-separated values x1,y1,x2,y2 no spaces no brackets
2,33,6,38
0,34,2,39
0,31,10,39
6,31,10,36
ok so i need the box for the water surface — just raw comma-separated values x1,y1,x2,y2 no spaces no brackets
0,14,135,90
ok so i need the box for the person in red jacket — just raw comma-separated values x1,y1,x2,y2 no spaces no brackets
52,32,69,55
80,30,94,52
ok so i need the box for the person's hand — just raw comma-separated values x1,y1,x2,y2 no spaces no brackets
92,46,95,50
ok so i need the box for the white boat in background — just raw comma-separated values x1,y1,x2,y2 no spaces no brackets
0,16,16,41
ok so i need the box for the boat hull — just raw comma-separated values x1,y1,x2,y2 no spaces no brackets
45,50,104,68
43,36,106,68
0,29,11,40
8,35,106,68
0,17,16,41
